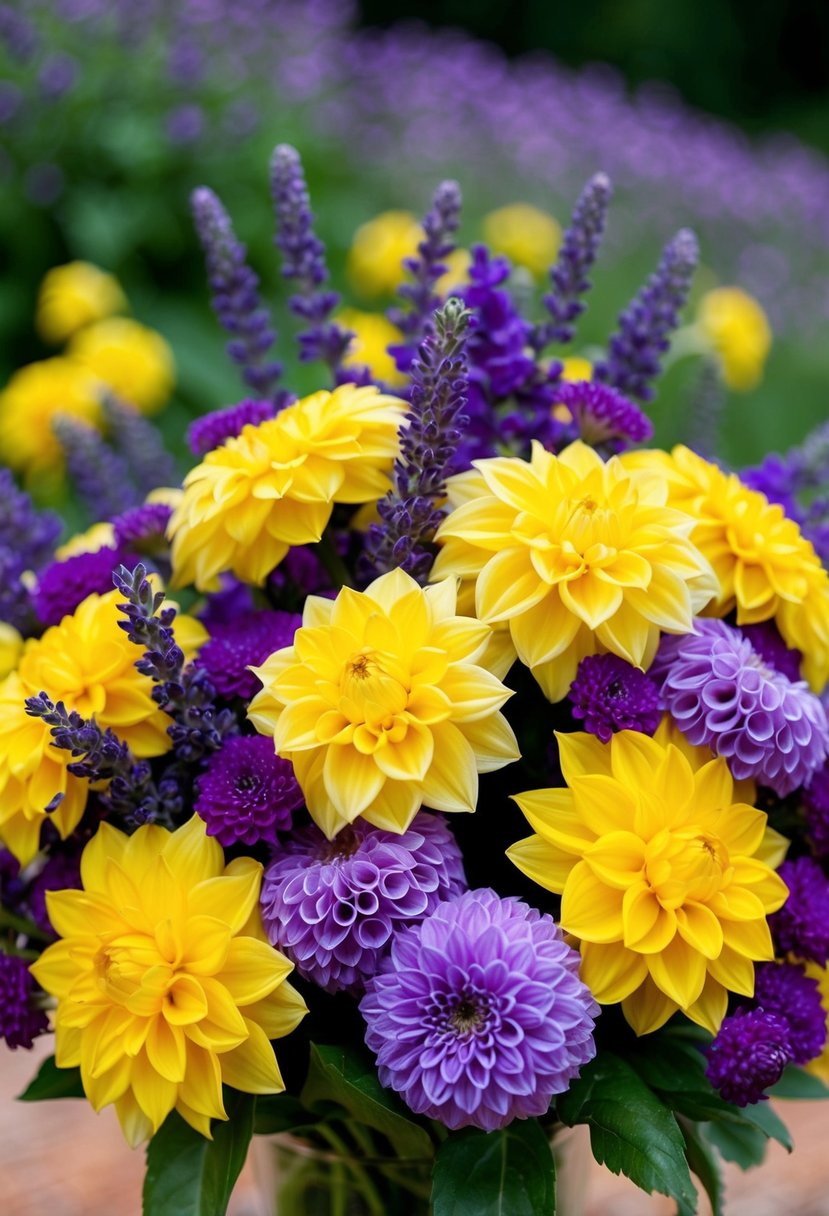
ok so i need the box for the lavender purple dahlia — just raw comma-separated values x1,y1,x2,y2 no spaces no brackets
654,619,829,795
360,888,598,1131
260,813,466,995
194,735,303,847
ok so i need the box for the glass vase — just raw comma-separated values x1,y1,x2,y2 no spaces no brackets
250,1123,589,1216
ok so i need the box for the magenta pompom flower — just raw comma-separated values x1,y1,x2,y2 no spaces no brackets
360,888,598,1131
194,734,303,846
197,608,300,700
706,1008,793,1107
553,379,653,452
654,618,829,795
752,961,827,1064
769,858,829,967
35,545,129,626
260,813,466,995
568,653,661,742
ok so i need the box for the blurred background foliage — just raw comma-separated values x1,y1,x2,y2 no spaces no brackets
1,0,827,495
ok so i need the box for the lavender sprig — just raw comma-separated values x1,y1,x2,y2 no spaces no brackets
270,143,351,374
533,172,612,351
389,180,462,370
595,228,699,403
112,564,237,761
53,415,139,517
0,469,60,633
24,692,173,826
103,395,178,495
191,186,283,402
361,298,470,583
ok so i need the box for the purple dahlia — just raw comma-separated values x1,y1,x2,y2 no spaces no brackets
187,398,276,456
706,1008,793,1106
360,888,598,1131
770,858,829,967
35,545,130,627
654,618,829,795
194,735,303,847
568,653,661,742
196,609,300,700
0,955,49,1050
752,961,827,1065
261,813,466,995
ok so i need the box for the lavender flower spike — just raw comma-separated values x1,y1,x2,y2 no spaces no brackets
534,172,612,350
270,143,350,374
191,186,282,401
102,396,177,495
361,297,470,583
52,415,138,517
389,179,463,367
595,228,699,403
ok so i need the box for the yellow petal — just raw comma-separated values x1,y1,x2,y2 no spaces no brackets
161,815,224,887
220,937,294,1006
579,940,648,1004
561,861,624,943
419,721,478,813
219,1018,284,1095
647,934,707,1010
622,975,678,1036
189,861,262,934
506,834,576,894
675,901,724,960
684,974,729,1035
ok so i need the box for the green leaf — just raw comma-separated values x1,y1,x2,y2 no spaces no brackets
253,1093,316,1137
739,1101,792,1152
681,1121,723,1216
700,1118,768,1170
769,1065,829,1100
17,1055,85,1101
142,1089,255,1216
557,1052,697,1215
629,1036,739,1123
431,1121,555,1216
300,1043,434,1161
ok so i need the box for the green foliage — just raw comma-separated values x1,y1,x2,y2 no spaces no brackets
680,1120,724,1216
17,1055,85,1102
770,1065,829,1100
431,1121,555,1216
142,1089,254,1216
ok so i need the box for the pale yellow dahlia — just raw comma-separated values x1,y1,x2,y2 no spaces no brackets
169,384,407,591
30,815,307,1146
432,440,718,703
347,210,422,297
0,358,101,477
0,589,206,865
482,203,561,279
339,309,408,387
37,261,127,345
248,569,519,838
508,722,789,1036
68,318,175,415
624,444,829,691
696,286,771,392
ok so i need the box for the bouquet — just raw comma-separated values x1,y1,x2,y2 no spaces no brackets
2,144,829,1216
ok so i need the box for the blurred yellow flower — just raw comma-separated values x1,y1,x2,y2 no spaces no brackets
624,444,829,691
433,441,718,703
347,210,422,297
37,261,127,345
804,961,829,1085
248,568,519,839
0,623,22,680
0,588,207,865
509,724,789,1035
54,521,116,559
31,815,307,1145
0,358,101,477
339,309,407,386
482,203,561,278
69,318,175,415
697,287,772,391
169,384,407,591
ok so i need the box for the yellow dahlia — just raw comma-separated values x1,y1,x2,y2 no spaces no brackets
0,589,206,865
432,440,718,703
625,444,829,691
37,261,127,345
248,569,519,838
696,286,771,392
30,815,307,1146
347,210,422,297
508,722,789,1036
0,358,101,477
339,309,408,387
169,384,407,591
804,961,829,1085
481,203,561,278
68,318,174,415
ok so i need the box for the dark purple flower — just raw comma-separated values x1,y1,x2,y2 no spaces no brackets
740,621,803,684
361,299,469,583
770,858,829,966
654,619,829,796
360,888,598,1131
568,654,661,743
0,849,25,917
112,501,173,554
534,172,612,349
706,1008,793,1106
551,380,653,454
53,416,140,518
195,735,302,847
103,396,178,496
0,956,49,1050
192,187,282,400
595,229,698,403
27,852,82,938
0,469,61,633
752,961,827,1065
36,545,129,627
196,609,300,700
804,761,829,860
262,814,467,995
188,399,277,457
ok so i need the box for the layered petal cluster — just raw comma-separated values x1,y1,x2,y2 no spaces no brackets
432,440,718,702
360,888,598,1131
30,816,307,1146
0,589,207,865
169,384,407,590
625,444,829,691
508,723,789,1035
248,569,519,838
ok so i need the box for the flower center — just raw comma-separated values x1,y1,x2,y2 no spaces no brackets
644,829,731,908
339,650,408,722
448,997,485,1036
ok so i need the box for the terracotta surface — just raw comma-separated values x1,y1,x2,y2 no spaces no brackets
3,1037,829,1216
